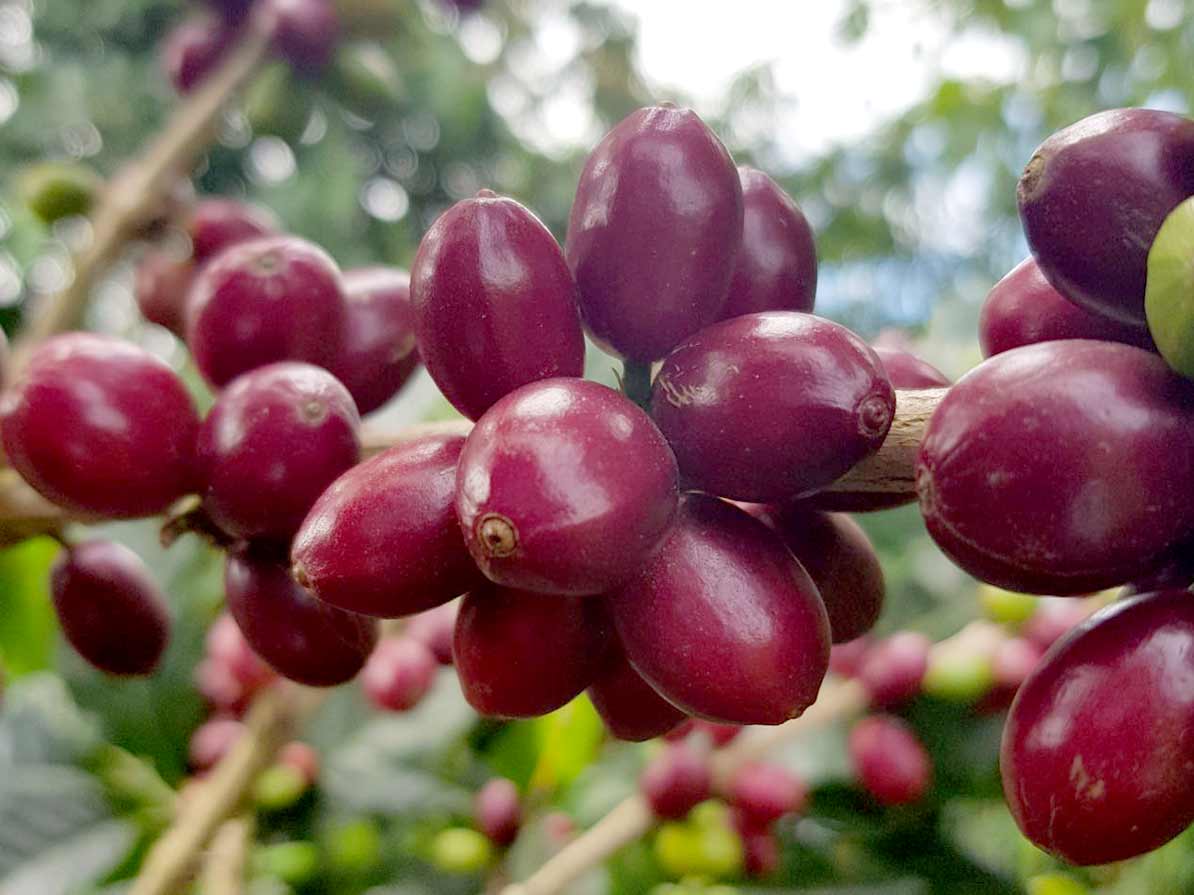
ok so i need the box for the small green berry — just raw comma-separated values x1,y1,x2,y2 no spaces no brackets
253,764,309,812
1026,873,1091,895
978,584,1038,627
922,652,995,703
324,818,382,875
430,827,493,874
253,841,320,886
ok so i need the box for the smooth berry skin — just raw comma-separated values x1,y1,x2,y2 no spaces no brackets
873,346,951,389
1,333,199,518
474,779,522,848
189,717,244,771
186,235,347,388
186,199,278,263
728,763,808,830
1019,108,1194,328
828,636,873,678
456,379,679,595
979,257,1156,358
1002,590,1194,865
857,632,929,709
225,545,378,688
361,637,438,712
258,0,340,75
135,249,194,336
197,363,360,541
404,601,459,665
200,0,255,23
640,743,711,820
916,340,1194,595
411,192,585,421
651,312,894,503
588,647,688,742
453,583,609,719
741,830,780,878
293,434,485,618
330,267,419,415
611,495,830,726
978,636,1044,714
51,540,170,677
278,741,320,785
849,715,931,807
565,104,743,361
721,167,816,319
1022,600,1094,653
161,16,231,95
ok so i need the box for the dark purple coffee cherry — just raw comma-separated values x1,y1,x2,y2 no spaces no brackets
1,333,199,518
186,234,348,387
135,249,194,336
917,340,1194,594
197,362,360,541
727,763,808,829
161,16,232,95
588,646,688,742
404,601,458,665
651,312,894,502
258,0,341,75
1002,590,1194,865
225,544,377,687
200,0,255,23
640,743,711,820
411,191,584,420
329,267,419,415
721,166,816,319
873,346,951,389
293,434,485,617
741,829,779,878
849,714,931,807
1018,108,1194,328
361,636,437,712
474,778,522,848
456,378,678,595
611,494,830,725
51,540,170,676
565,104,743,361
186,198,279,263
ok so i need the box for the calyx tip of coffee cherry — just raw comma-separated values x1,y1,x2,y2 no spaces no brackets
857,393,893,438
477,513,518,558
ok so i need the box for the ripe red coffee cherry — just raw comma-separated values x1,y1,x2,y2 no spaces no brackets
978,635,1044,713
721,166,816,319
857,632,929,709
640,743,711,820
186,235,347,387
979,257,1156,358
197,363,360,541
329,267,419,415
565,104,743,361
475,778,522,847
361,637,438,712
917,340,1194,594
293,434,485,617
201,0,255,23
161,16,231,95
728,763,808,829
741,829,779,878
588,647,688,742
258,0,341,75
1022,599,1093,653
1019,108,1194,328
51,540,170,676
225,544,378,687
1002,590,1194,865
849,714,931,806
454,583,609,718
135,249,194,336
456,379,679,595
189,717,244,771
405,601,459,665
411,192,584,420
278,741,320,785
873,346,950,389
1,333,199,518
206,613,276,693
651,312,894,502
828,636,872,678
186,198,279,263
611,495,830,725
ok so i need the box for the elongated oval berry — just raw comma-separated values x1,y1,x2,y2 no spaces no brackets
51,540,170,676
849,715,931,806
728,763,808,829
189,717,244,771
135,249,194,336
1018,108,1194,328
225,545,377,687
198,363,360,541
453,583,609,718
405,600,459,665
186,198,279,262
873,346,951,389
361,636,437,712
475,779,522,847
611,495,830,725
640,743,711,820
161,16,231,95
259,0,340,75
651,312,894,502
456,379,678,595
1002,590,1194,865
588,646,688,742
979,257,1155,358
411,192,584,420
917,340,1194,594
1,333,199,518
293,434,485,617
721,167,816,319
330,267,419,415
186,235,347,387
565,104,743,361
857,632,929,709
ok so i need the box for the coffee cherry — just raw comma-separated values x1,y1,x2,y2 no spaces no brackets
253,763,310,811
411,192,584,420
205,612,276,694
454,583,608,718
980,257,1155,358
404,601,458,665
588,647,688,742
456,378,679,595
727,763,807,829
1,333,199,518
186,198,279,263
873,346,951,389
19,161,101,224
721,166,816,319
977,585,1038,628
611,495,830,725
979,635,1043,712
566,104,743,361
849,714,931,806
134,249,194,336
917,340,1194,594
278,741,320,785
1022,599,1093,652
161,16,231,95
857,632,929,709
259,0,341,75
828,637,872,678
253,841,320,887
430,828,492,874
653,820,743,880
741,828,779,878
329,43,404,117
189,716,244,771
474,778,522,847
293,434,485,617
186,235,347,387
197,363,360,541
1146,196,1194,378
329,267,419,415
200,0,255,23
640,743,712,819
361,636,437,711
323,818,382,876
51,540,170,676
225,544,377,687
651,312,894,502
1002,589,1194,864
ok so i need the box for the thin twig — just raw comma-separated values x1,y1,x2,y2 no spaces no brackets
198,815,254,895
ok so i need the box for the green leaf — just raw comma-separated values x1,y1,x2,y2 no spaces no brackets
0,819,137,895
0,537,61,676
